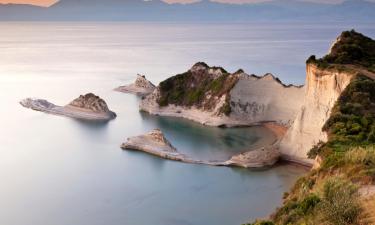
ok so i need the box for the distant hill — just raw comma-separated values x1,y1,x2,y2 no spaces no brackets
0,0,374,22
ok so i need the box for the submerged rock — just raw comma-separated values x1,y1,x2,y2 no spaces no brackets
115,74,156,96
226,146,280,168
20,93,116,121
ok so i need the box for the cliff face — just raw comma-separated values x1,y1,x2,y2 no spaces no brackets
279,63,354,163
230,74,304,126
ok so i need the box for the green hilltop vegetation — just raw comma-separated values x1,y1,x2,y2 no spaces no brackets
157,62,239,116
248,31,375,225
307,30,375,72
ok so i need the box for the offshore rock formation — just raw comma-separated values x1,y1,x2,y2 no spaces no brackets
115,74,156,96
121,128,281,168
20,93,116,121
140,63,304,127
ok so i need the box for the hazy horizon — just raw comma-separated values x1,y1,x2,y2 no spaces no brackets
2,0,375,7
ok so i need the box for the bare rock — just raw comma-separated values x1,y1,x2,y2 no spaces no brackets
20,93,116,121
68,93,112,113
121,129,188,161
226,146,280,168
115,74,156,96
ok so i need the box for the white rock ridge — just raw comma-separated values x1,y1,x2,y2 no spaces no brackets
279,63,355,165
20,93,116,121
140,63,305,127
230,73,304,127
115,74,156,96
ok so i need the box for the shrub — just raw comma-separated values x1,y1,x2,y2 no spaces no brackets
319,178,362,225
244,221,274,225
298,194,321,214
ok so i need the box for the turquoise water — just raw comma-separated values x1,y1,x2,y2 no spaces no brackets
1,22,374,225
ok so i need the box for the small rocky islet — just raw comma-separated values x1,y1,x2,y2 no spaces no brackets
115,74,156,96
20,93,116,121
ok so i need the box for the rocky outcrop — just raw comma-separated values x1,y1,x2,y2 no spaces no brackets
121,128,281,168
121,129,194,162
226,145,280,168
20,93,116,121
279,64,355,164
140,63,304,127
115,74,156,96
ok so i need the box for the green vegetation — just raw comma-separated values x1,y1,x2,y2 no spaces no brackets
271,175,364,225
310,75,375,159
307,30,375,72
269,76,375,225
157,65,238,116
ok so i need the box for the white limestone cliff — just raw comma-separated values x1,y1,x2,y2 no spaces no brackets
230,73,304,126
279,64,355,164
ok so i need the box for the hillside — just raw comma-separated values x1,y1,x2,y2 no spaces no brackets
250,30,375,225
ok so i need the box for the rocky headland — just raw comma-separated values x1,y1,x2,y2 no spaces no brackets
20,93,116,121
140,62,304,127
115,74,156,96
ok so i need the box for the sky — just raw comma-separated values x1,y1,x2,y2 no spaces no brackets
0,0,373,7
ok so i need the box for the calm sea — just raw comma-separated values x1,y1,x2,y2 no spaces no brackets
0,22,374,225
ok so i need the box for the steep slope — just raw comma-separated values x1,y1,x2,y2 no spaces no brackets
279,64,355,164
248,30,375,225
140,62,304,127
280,30,375,164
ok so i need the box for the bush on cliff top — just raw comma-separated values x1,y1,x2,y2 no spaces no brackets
307,30,375,71
157,68,238,116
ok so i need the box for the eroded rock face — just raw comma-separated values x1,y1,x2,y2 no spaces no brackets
68,93,111,113
134,75,156,90
115,74,156,96
279,64,354,163
230,73,305,126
